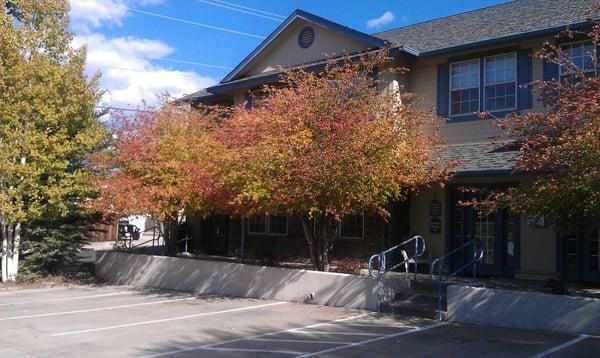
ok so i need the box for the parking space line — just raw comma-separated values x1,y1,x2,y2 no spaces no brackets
334,323,418,329
0,291,133,306
251,338,355,345
142,313,371,357
0,297,197,321
529,334,589,358
296,321,449,358
205,347,307,355
294,331,382,336
51,301,287,336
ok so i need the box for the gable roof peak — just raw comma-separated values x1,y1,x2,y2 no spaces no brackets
220,8,386,83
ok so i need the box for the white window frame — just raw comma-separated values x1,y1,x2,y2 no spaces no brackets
559,40,597,78
247,214,289,236
268,215,289,237
483,52,517,113
449,58,481,117
247,215,267,235
339,212,365,240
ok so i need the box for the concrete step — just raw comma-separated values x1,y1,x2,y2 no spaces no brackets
381,299,446,320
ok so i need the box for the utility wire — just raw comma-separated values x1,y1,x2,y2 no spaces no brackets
155,57,233,70
210,0,286,19
196,0,283,22
95,105,153,113
92,64,205,77
126,8,266,39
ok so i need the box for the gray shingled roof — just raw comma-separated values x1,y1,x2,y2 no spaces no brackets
443,141,520,174
375,0,599,54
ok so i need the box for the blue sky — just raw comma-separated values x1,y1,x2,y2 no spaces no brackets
69,0,508,109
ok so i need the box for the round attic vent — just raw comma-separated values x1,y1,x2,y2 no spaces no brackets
298,26,315,49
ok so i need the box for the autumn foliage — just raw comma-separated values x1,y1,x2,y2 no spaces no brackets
95,51,451,270
495,25,600,226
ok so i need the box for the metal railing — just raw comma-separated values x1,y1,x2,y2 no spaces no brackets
430,239,484,321
368,235,426,311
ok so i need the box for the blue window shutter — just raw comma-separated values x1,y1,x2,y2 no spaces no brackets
543,59,559,81
517,50,533,109
437,63,450,117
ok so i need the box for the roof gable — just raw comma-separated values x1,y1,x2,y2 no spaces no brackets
221,9,385,83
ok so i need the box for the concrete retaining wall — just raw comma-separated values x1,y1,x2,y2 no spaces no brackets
95,251,410,310
448,285,600,335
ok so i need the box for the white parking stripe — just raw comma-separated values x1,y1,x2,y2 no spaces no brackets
0,291,132,306
51,301,287,336
334,323,418,329
142,313,371,358
529,334,589,358
0,297,197,321
294,331,382,336
251,338,354,345
296,322,448,358
204,347,307,355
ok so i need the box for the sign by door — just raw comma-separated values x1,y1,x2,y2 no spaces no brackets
429,217,441,233
429,196,442,234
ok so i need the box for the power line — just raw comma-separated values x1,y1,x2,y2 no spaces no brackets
95,105,153,113
196,0,283,22
155,57,233,70
91,64,205,77
210,0,286,19
126,8,266,39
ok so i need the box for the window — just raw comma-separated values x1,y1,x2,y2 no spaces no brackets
450,59,480,116
269,215,288,236
560,40,596,77
247,215,288,236
340,213,364,239
247,216,266,234
484,53,516,111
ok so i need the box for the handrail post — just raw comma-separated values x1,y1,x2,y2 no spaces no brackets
414,238,419,280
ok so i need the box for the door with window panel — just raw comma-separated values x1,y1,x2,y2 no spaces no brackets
450,188,519,277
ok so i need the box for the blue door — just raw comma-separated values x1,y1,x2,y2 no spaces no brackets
449,188,519,278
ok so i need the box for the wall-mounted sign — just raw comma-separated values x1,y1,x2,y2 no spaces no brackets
429,198,442,217
429,217,441,234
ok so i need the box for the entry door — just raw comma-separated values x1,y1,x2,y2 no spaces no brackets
564,229,600,283
206,215,229,256
450,188,519,278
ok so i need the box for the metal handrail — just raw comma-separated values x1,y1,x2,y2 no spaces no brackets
429,239,484,320
368,235,426,311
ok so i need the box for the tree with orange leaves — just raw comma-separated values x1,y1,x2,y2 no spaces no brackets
495,23,600,227
92,104,230,254
220,52,451,271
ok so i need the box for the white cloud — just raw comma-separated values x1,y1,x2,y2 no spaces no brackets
367,11,395,29
69,0,128,33
73,34,217,109
69,0,164,33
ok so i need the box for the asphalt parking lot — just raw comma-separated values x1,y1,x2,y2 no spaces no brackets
0,286,598,357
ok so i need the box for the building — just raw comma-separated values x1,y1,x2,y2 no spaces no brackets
183,0,600,284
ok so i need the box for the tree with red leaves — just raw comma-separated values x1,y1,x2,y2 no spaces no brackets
495,24,600,227
92,104,230,254
220,52,450,271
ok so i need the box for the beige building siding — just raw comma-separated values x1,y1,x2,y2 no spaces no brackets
239,19,373,79
403,38,551,145
409,186,446,260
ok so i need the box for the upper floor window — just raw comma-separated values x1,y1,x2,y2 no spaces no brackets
484,53,516,111
450,59,480,116
560,40,596,77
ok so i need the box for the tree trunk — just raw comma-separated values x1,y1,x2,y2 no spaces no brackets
1,221,21,282
299,215,337,272
162,216,180,256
